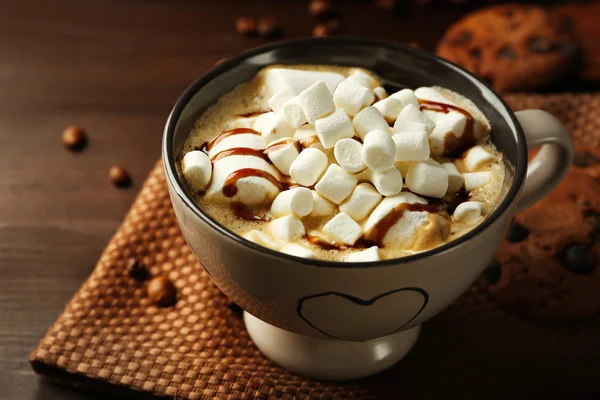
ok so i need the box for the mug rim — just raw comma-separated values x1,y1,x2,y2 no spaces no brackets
162,36,527,268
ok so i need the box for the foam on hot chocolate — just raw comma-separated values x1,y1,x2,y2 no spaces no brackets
181,65,506,262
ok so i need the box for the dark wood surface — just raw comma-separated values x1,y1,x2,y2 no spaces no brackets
0,1,591,399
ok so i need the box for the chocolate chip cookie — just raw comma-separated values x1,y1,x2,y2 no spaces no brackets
482,146,600,322
436,5,577,92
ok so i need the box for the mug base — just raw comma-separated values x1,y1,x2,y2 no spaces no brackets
244,312,421,381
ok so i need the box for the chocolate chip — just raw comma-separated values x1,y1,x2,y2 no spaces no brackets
497,46,516,59
469,48,481,60
313,23,331,37
257,17,281,39
562,245,596,275
61,125,87,151
147,276,177,307
528,37,554,53
483,260,502,285
109,166,132,188
507,221,529,242
126,258,150,281
309,0,332,19
573,151,599,167
449,31,472,45
585,210,600,234
235,16,257,36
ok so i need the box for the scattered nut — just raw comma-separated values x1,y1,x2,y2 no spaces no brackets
61,125,87,151
126,258,150,281
257,17,281,39
235,16,257,36
109,165,132,188
309,0,332,19
147,276,177,307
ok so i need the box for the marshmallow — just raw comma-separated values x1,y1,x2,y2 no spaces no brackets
314,109,355,149
372,97,403,123
333,80,375,117
233,115,261,129
414,87,455,104
346,70,377,89
348,246,380,262
362,130,396,171
268,88,296,114
281,98,308,128
392,131,430,162
373,87,389,101
396,104,435,133
207,133,266,159
463,172,491,191
264,68,344,96
464,145,494,171
428,111,467,156
453,201,484,224
369,167,403,196
390,89,419,109
293,125,329,153
289,148,328,186
441,163,464,193
322,212,363,245
265,138,299,176
315,164,358,204
339,183,382,222
253,112,295,143
334,138,366,173
270,187,314,217
405,160,449,198
182,151,212,190
297,81,336,124
310,190,336,217
280,243,317,259
394,161,410,177
244,230,281,251
269,215,306,241
352,106,390,140
393,119,428,134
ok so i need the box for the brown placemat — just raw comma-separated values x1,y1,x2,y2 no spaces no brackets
30,94,600,400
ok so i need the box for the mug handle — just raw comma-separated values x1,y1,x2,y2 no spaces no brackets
514,109,574,213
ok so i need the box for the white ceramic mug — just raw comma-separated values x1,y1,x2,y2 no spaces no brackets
163,38,573,381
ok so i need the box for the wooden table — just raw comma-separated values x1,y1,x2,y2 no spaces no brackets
0,1,590,399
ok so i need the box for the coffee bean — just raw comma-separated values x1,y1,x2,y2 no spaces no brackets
507,221,529,242
147,276,177,307
61,125,87,151
109,166,132,188
257,17,281,39
562,245,596,275
235,16,257,36
573,151,599,167
126,258,150,281
497,46,517,59
309,0,332,19
483,260,502,285
313,23,331,37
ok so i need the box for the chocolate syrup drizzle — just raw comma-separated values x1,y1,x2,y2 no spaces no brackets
418,99,475,156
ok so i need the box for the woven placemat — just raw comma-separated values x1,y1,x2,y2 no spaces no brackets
30,94,600,400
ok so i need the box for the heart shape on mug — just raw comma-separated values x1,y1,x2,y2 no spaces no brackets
297,287,428,342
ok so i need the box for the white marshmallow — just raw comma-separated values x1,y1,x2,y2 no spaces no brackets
265,138,299,176
293,125,329,153
346,70,377,89
339,183,382,222
394,161,411,177
269,215,306,241
369,167,403,196
280,243,317,259
428,111,467,156
207,133,266,158
253,112,295,143
233,115,261,129
314,109,355,149
352,106,390,140
362,130,396,171
396,104,435,133
373,87,389,101
244,230,281,251
464,145,494,171
310,190,336,217
315,164,358,204
297,81,336,124
348,246,380,262
393,119,428,134
372,97,403,123
414,87,455,104
334,138,366,173
182,150,212,190
322,212,363,245
289,148,328,186
390,89,419,109
463,172,491,191
281,98,308,129
264,68,344,96
441,163,464,193
392,131,430,162
333,80,375,117
405,160,449,198
453,201,484,224
270,187,314,217
268,88,296,114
